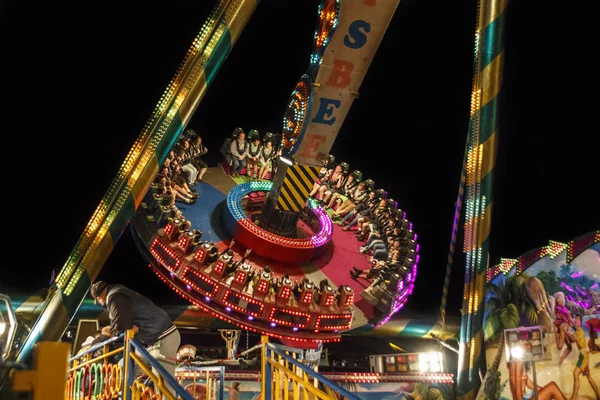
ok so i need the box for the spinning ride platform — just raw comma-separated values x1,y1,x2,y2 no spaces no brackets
131,167,419,343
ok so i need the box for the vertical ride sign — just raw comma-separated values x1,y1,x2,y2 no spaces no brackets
295,0,400,166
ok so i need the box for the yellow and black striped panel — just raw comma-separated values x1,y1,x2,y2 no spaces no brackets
276,165,320,212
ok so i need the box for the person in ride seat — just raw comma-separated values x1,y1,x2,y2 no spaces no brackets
189,132,209,183
325,173,358,210
336,190,376,229
229,131,248,178
90,281,181,388
258,139,276,180
331,181,368,220
245,136,262,180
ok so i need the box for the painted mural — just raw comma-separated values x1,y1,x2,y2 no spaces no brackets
482,241,600,400
180,380,455,400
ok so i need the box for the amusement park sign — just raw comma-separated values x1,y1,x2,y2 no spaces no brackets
295,0,400,166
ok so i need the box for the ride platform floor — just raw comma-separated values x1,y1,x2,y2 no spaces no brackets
178,167,375,327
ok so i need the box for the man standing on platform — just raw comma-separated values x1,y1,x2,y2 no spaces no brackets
90,281,180,380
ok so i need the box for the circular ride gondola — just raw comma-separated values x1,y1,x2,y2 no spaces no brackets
131,152,419,343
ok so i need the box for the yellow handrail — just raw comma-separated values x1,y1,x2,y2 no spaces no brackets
65,330,192,400
260,336,354,400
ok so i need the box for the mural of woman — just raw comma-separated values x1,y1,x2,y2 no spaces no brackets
553,292,576,365
508,361,567,400
229,382,241,400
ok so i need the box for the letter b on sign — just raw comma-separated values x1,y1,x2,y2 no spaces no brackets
327,59,354,88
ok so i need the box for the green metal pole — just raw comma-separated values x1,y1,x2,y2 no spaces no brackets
457,0,507,399
14,0,260,365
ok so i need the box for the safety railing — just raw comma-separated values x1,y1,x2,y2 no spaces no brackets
260,336,360,400
66,330,193,400
175,366,225,400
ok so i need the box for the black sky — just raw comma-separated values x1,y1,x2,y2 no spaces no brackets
1,0,598,319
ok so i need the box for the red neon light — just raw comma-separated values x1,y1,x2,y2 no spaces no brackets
323,293,335,307
181,266,219,297
222,290,265,318
315,314,352,330
279,287,291,299
256,280,269,293
194,249,206,261
344,294,354,306
150,238,182,272
268,308,310,328
234,271,247,284
300,291,313,303
147,263,342,343
213,261,225,274
178,235,188,248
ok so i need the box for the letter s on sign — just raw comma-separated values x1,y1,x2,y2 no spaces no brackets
343,20,371,49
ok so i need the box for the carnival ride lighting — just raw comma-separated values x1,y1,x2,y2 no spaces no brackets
227,182,333,250
279,156,294,166
338,286,354,308
150,238,183,272
414,351,444,373
212,261,225,275
194,248,206,263
510,346,523,360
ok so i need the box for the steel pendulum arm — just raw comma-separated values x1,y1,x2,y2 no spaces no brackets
457,0,507,399
14,0,260,365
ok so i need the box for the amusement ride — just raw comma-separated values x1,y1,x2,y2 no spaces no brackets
1,0,598,399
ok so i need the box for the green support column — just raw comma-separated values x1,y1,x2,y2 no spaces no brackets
14,0,260,365
457,0,507,399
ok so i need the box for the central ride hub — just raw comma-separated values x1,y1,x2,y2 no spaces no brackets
223,181,332,263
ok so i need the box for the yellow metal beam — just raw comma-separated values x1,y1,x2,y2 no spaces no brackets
12,342,70,400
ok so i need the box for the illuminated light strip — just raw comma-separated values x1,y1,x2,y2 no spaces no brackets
175,370,454,384
222,289,265,318
315,314,352,331
282,76,312,152
149,238,183,273
147,263,341,344
193,248,206,262
268,308,311,329
458,0,507,394
226,182,333,248
486,231,600,282
181,266,219,297
308,0,341,74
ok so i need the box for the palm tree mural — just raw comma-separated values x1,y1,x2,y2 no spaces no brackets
405,382,454,400
476,275,539,400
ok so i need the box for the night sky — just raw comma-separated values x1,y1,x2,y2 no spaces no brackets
1,0,598,322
